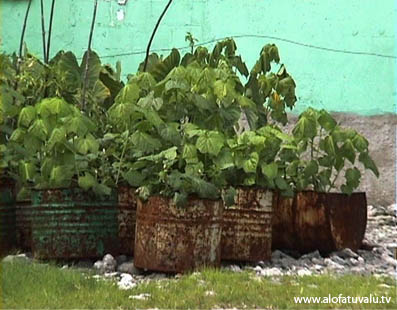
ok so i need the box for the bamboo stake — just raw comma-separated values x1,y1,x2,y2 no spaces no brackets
40,0,47,63
143,0,174,72
19,0,33,59
81,0,98,111
46,0,57,63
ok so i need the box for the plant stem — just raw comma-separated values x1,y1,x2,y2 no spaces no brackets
40,0,47,63
143,0,174,72
19,0,33,59
328,169,341,192
82,0,98,111
46,0,56,63
116,133,129,185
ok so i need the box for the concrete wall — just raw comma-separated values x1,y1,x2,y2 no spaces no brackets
0,0,396,204
1,0,396,115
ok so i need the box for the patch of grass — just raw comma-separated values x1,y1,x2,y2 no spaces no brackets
1,261,396,309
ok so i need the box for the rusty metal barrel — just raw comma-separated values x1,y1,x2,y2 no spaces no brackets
15,199,33,251
118,186,137,255
0,179,16,255
272,191,367,254
31,188,119,259
134,196,223,273
221,188,273,262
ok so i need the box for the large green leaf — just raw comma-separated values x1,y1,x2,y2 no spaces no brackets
359,152,379,177
261,162,278,180
292,115,317,140
243,152,259,173
182,144,198,164
78,172,97,190
138,106,164,128
323,136,336,156
37,98,71,118
18,106,36,128
23,135,41,153
214,149,234,170
340,139,356,164
303,160,319,177
28,119,48,141
352,134,369,152
65,114,96,136
47,127,67,150
122,169,145,187
318,110,337,131
137,92,163,111
342,167,361,194
55,51,81,93
80,50,102,90
74,133,99,155
99,66,124,100
9,128,27,142
275,176,289,190
196,131,224,156
91,80,111,104
49,165,74,187
332,127,357,143
41,158,56,178
159,122,181,144
131,131,162,153
148,49,181,81
108,103,135,124
115,83,140,104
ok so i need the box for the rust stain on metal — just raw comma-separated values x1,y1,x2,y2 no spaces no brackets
118,186,137,255
327,192,367,252
134,196,223,273
271,192,295,251
221,188,273,262
31,188,120,259
15,200,33,251
272,191,367,254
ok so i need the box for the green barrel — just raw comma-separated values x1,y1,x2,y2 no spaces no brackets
15,199,33,251
31,188,119,259
0,179,16,255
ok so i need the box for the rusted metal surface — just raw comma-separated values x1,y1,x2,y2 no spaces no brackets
118,186,137,255
15,200,33,251
272,191,367,254
31,188,120,259
0,179,16,255
221,188,273,262
271,192,295,251
134,196,223,273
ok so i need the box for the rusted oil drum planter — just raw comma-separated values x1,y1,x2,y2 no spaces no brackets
118,186,137,255
15,199,33,251
221,188,273,262
0,179,16,255
272,191,367,254
134,196,223,273
31,188,120,259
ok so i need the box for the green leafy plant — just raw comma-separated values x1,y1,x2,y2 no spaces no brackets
244,44,297,128
282,108,379,194
108,45,255,204
11,97,112,195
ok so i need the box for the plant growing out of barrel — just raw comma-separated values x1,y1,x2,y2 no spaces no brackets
272,108,380,254
280,107,379,194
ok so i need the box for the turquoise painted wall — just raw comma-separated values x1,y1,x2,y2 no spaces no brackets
1,0,396,115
